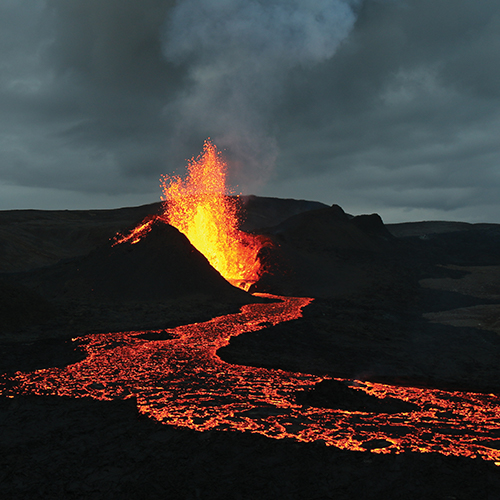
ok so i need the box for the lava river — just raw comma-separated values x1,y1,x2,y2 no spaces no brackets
2,295,500,463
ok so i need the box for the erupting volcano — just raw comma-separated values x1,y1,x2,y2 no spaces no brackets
161,140,266,290
115,140,265,290
1,140,500,471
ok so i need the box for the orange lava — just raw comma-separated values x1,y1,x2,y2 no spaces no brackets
2,295,500,463
160,139,264,290
113,214,168,246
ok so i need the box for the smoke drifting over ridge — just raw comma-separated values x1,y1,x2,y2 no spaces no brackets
162,0,362,190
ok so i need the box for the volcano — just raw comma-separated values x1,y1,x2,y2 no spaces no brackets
0,214,261,346
21,218,251,303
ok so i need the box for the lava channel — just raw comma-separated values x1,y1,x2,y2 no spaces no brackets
1,295,500,464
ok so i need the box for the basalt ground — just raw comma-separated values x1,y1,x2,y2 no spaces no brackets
1,197,500,499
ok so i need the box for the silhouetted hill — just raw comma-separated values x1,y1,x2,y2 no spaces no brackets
252,205,398,298
0,196,327,273
17,220,247,303
238,195,328,231
0,203,162,273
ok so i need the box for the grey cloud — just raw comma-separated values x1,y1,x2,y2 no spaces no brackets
0,0,499,221
273,0,500,219
46,0,176,93
0,0,179,199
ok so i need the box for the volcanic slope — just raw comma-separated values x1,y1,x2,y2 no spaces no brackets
0,219,256,348
18,219,249,302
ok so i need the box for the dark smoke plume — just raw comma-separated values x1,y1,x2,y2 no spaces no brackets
162,0,362,190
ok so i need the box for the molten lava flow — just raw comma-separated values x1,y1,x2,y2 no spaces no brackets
160,139,264,290
112,214,168,246
2,295,500,463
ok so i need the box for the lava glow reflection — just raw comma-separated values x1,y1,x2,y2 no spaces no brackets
2,295,500,462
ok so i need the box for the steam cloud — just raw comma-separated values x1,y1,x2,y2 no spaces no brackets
162,0,362,190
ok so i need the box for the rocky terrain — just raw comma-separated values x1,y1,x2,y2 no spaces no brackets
224,204,500,393
1,196,500,498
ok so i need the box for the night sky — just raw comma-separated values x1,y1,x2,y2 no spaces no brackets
1,0,499,223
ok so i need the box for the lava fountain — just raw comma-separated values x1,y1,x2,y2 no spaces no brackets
114,140,265,290
162,139,265,290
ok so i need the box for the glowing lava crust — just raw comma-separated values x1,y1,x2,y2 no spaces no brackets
2,294,500,463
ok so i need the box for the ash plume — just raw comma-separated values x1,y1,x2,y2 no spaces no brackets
162,0,362,190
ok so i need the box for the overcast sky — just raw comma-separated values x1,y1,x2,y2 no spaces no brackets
1,0,499,223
